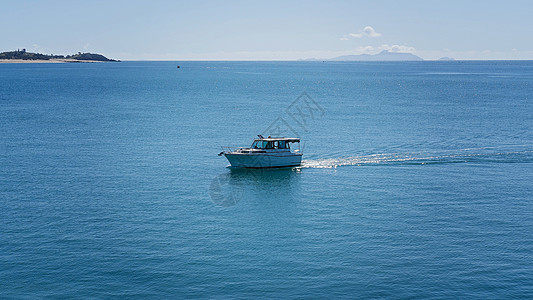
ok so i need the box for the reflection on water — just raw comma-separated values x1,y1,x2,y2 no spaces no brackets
209,167,301,207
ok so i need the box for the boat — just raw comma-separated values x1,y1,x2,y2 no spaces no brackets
219,135,302,168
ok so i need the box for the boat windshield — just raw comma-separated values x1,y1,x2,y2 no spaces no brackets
251,140,290,149
252,140,267,149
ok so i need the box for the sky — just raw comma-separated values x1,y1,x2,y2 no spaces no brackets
2,0,533,60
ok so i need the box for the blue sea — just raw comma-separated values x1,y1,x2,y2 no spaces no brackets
1,61,532,298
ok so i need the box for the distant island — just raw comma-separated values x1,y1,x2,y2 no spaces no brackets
0,49,119,63
302,50,424,62
330,50,423,61
438,56,455,61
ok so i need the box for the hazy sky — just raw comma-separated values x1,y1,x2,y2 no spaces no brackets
2,0,533,60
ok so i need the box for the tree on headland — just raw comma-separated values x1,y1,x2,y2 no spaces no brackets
0,50,117,61
0,50,51,60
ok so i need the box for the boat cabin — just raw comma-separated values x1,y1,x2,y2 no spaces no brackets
251,137,300,150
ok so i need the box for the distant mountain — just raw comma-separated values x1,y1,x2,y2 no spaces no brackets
330,50,423,61
438,56,455,61
0,49,118,62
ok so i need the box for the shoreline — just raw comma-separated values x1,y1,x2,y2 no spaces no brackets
0,59,109,63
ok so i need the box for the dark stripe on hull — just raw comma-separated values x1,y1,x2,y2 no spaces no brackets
240,164,301,169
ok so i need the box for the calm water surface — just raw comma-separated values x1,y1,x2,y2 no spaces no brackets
1,61,532,298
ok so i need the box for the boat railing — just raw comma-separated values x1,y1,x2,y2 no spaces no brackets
220,143,303,154
220,146,242,153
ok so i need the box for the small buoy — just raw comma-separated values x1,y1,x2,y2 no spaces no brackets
177,65,180,68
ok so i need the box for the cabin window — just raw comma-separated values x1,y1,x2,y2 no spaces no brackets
279,141,286,149
252,141,268,149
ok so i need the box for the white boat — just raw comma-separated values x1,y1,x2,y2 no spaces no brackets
219,136,302,168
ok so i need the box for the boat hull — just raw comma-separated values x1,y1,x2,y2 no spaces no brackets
224,153,302,168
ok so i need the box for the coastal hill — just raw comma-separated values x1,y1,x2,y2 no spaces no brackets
330,50,423,61
0,49,118,62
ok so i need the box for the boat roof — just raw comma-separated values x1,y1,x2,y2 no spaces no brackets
254,137,300,142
